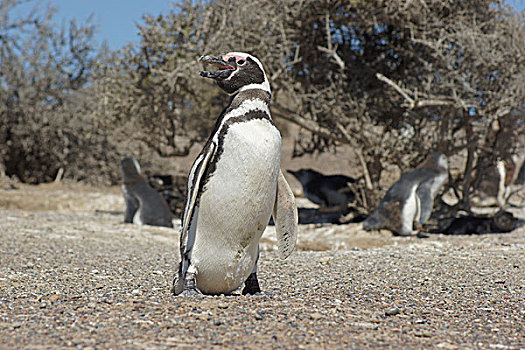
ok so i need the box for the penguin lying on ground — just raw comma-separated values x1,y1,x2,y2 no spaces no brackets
287,169,356,211
120,158,173,228
172,52,298,296
363,152,448,236
440,211,516,235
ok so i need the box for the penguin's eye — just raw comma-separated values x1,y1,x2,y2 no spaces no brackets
237,59,245,65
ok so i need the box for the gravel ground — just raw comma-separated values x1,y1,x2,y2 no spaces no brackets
0,186,524,349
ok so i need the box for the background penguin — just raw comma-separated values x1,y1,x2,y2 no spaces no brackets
363,152,448,236
440,211,516,235
172,52,298,296
415,152,449,224
287,169,356,211
120,157,173,228
147,173,188,216
516,160,525,185
471,159,508,207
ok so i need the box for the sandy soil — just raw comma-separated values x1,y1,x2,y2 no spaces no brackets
0,184,524,349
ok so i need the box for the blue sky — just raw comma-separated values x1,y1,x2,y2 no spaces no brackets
507,0,525,11
49,0,174,50
42,0,525,50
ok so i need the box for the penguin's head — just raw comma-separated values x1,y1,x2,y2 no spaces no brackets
199,52,270,94
287,169,321,184
431,152,449,171
120,157,144,183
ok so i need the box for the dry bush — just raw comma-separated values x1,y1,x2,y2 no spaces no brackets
103,0,524,212
2,0,524,215
0,0,121,184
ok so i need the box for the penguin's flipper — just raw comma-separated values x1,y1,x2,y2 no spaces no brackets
179,141,217,267
122,187,139,223
416,181,433,224
273,169,298,259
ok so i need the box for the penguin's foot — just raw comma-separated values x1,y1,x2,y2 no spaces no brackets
181,287,203,297
242,272,261,295
180,271,203,297
417,232,430,238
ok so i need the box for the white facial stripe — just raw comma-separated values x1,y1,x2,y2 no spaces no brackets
222,51,271,94
437,155,448,170
132,158,141,174
213,98,271,142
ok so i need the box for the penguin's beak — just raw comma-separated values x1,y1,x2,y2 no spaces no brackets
199,55,236,80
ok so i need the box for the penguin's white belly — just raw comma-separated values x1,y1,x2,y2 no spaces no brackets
401,186,420,235
133,212,143,225
192,119,281,294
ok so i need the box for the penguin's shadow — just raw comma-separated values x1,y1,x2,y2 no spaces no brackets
95,210,124,216
270,207,366,225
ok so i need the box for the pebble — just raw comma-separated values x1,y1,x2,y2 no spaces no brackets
414,331,432,338
310,313,323,320
353,322,379,330
318,257,331,264
1,207,523,349
385,307,401,316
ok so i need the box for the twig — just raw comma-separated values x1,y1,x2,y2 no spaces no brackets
376,73,455,109
316,11,345,71
336,123,374,190
376,73,415,106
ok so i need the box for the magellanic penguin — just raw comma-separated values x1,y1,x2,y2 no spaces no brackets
120,157,173,228
172,52,298,296
440,210,516,235
287,169,356,210
415,152,449,224
363,152,448,236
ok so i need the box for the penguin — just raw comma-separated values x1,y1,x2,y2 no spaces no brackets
441,211,516,235
120,157,173,228
471,159,508,207
415,152,449,224
172,52,298,296
287,169,356,210
363,152,448,236
147,174,187,216
516,159,525,185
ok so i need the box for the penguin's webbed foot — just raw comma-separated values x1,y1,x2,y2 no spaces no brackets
242,272,261,295
181,287,203,297
181,271,203,297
